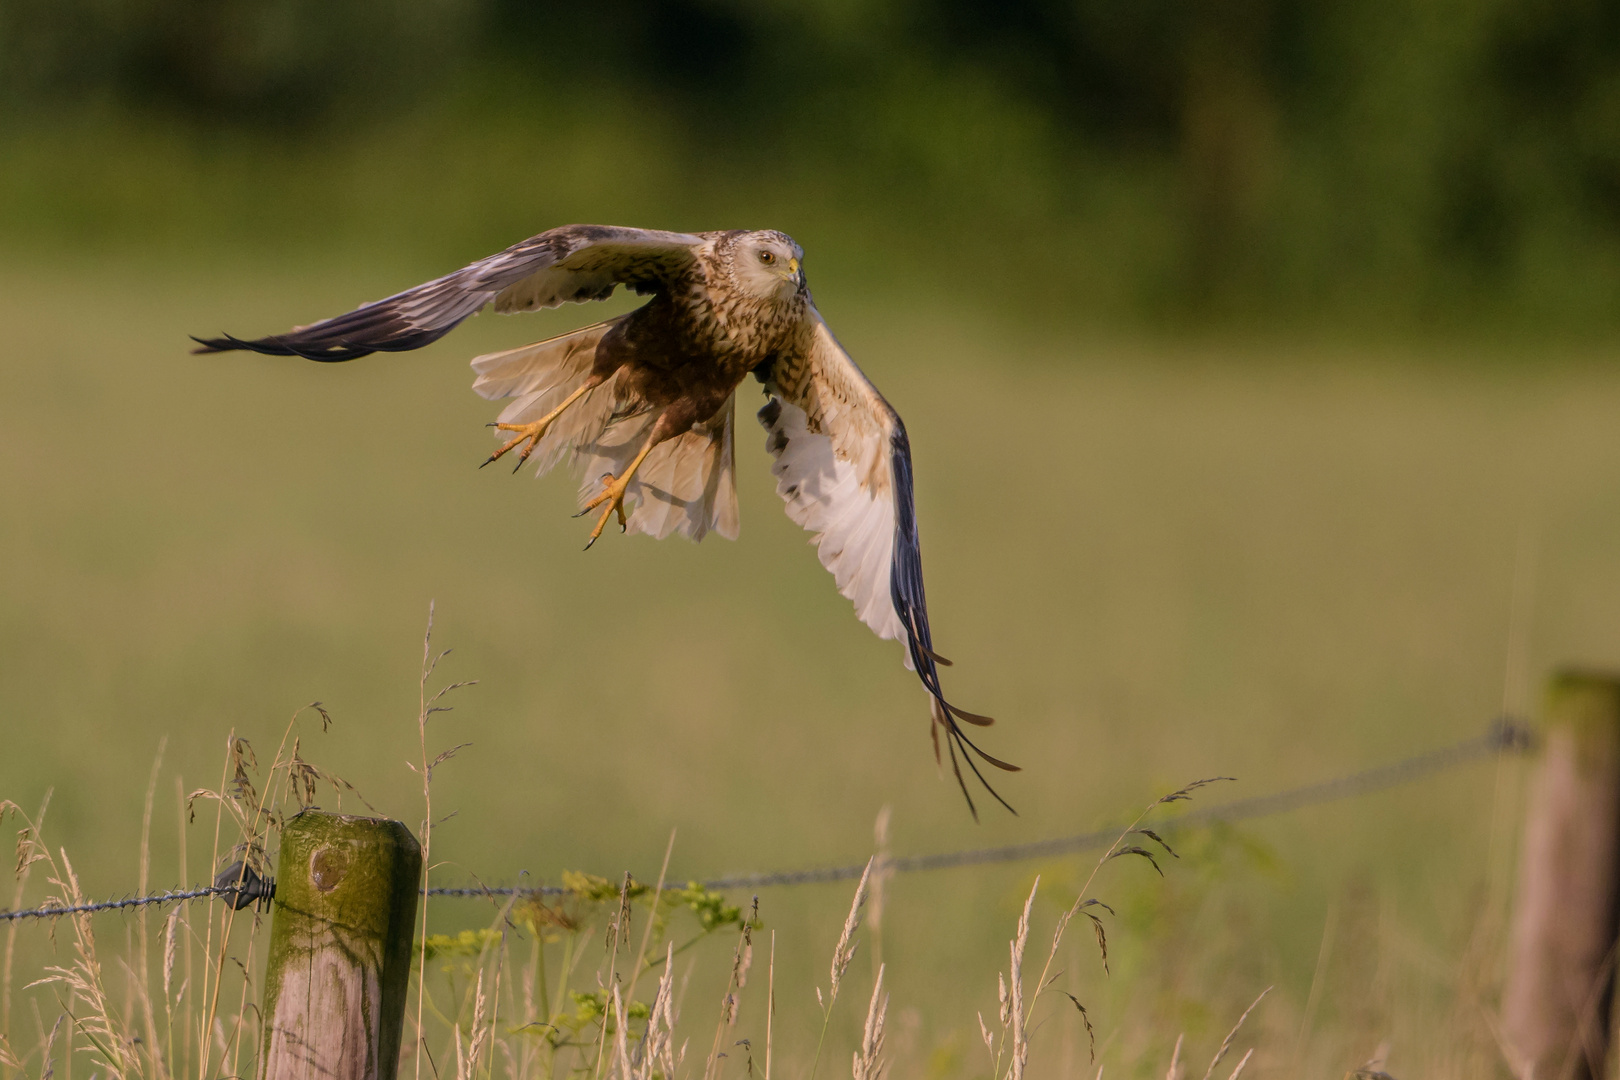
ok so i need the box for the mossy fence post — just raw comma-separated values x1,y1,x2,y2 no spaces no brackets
1503,670,1620,1080
260,812,422,1080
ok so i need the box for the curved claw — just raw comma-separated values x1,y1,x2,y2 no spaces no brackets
578,472,630,548
485,423,544,469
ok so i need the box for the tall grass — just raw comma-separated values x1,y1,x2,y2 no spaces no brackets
0,605,1534,1078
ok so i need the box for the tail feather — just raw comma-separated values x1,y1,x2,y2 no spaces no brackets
472,318,628,478
470,318,616,401
472,321,738,541
574,395,739,542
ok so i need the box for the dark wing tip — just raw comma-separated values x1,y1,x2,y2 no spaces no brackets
889,424,1015,815
968,741,1021,772
949,705,994,727
929,694,1019,817
188,331,383,362
190,334,256,355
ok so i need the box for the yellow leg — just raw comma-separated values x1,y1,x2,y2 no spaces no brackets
576,431,662,550
482,383,593,469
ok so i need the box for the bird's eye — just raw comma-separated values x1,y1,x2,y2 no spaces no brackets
758,251,776,264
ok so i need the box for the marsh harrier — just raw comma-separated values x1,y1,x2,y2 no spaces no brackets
194,224,1015,814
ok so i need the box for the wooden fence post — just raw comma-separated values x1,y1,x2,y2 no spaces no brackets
260,811,422,1080
1503,670,1620,1080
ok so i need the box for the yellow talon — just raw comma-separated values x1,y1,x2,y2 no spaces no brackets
579,472,632,549
486,419,547,466
481,383,593,469
575,428,662,550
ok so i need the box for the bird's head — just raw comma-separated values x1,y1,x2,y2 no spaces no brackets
729,230,805,300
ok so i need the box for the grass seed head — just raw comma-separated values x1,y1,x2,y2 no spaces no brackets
851,963,888,1080
829,858,873,1003
1200,987,1270,1080
1165,1033,1184,1080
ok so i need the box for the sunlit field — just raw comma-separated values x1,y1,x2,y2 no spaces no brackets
5,247,1619,1076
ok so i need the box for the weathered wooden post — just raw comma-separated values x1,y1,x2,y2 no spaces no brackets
1503,670,1620,1080
261,812,422,1080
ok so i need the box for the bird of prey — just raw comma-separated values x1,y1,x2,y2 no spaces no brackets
194,224,1016,815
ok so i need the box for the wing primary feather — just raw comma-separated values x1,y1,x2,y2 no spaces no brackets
888,423,1018,815
190,319,465,361
950,742,977,821
757,311,1012,817
191,224,702,362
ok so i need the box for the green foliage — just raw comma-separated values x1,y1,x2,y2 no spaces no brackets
0,0,474,123
558,870,644,904
664,881,746,933
419,927,501,962
560,990,649,1036
2,0,1619,327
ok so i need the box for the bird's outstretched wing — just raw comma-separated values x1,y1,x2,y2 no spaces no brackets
758,310,1017,817
191,225,704,361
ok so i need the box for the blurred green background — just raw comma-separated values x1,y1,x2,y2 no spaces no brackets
2,1,1618,1076
5,0,1620,327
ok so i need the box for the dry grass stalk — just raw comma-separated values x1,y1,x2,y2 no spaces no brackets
851,963,888,1080
1165,1033,1184,1080
809,857,874,1080
1007,879,1036,1080
1199,987,1270,1080
160,905,180,1076
610,987,632,1079
30,852,138,1079
1225,1048,1254,1079
410,601,476,1080
455,969,489,1080
40,1014,63,1080
171,778,191,1080
703,898,756,1080
623,830,676,1014
765,932,775,1080
1,786,51,1062
639,942,680,1080
1,790,51,1073
133,742,166,1080
868,808,891,983
985,778,1231,1078
831,858,874,1004
595,873,635,1080
0,1033,20,1071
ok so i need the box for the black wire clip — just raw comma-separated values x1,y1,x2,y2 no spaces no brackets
213,862,276,912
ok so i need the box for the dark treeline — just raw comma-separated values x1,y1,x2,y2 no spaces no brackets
3,0,1618,328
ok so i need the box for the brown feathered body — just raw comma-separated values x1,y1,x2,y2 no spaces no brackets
592,232,809,443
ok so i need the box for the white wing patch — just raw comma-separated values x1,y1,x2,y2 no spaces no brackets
761,397,905,646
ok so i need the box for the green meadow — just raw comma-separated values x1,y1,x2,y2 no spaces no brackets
3,234,1617,1073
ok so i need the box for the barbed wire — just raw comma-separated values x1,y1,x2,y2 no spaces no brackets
0,869,274,923
430,715,1534,897
0,717,1534,920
